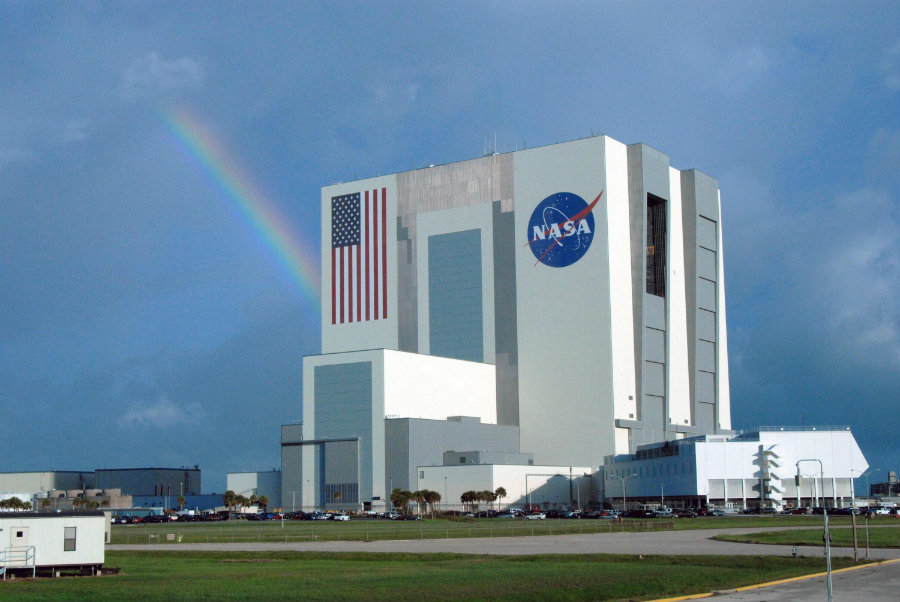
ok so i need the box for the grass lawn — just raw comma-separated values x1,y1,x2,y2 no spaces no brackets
0,551,864,602
713,525,900,548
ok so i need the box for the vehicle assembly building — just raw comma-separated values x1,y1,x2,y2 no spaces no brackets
280,134,865,511
282,134,734,510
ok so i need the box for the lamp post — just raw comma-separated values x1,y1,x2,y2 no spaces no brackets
797,459,832,602
861,469,880,560
609,473,637,511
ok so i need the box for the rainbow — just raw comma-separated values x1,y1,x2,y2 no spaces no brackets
162,107,319,307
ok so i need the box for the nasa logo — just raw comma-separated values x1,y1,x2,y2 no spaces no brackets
525,190,603,267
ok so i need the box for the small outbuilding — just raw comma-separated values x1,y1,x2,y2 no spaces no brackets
1,511,106,578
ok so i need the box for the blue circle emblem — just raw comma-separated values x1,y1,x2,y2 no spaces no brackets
526,192,596,268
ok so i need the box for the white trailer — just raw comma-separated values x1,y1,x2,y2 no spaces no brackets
1,511,105,578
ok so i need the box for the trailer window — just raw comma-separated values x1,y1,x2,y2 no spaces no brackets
64,526,76,551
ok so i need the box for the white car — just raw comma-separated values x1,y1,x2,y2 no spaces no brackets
331,513,350,521
524,512,546,520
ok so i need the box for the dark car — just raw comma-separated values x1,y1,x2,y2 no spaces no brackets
675,509,697,518
398,514,421,520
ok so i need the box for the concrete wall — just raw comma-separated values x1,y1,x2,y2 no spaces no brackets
416,464,593,510
386,416,520,493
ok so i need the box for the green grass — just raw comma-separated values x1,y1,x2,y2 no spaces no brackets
0,551,865,602
713,525,900,548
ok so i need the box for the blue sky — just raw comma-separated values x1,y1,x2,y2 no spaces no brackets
1,1,897,493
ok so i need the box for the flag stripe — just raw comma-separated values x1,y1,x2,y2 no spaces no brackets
365,190,370,322
381,187,387,319
331,189,387,325
373,189,379,320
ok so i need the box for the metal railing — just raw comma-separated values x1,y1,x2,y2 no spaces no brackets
1,546,36,580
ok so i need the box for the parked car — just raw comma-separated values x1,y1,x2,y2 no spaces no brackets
524,512,546,520
674,509,697,518
495,512,516,519
331,513,350,521
708,509,726,516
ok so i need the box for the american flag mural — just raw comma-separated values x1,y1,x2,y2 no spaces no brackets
331,188,387,324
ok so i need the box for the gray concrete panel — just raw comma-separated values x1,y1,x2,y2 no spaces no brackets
698,340,716,372
644,328,666,363
644,293,666,329
697,370,715,404
492,201,519,426
696,401,715,432
698,309,716,342
697,247,717,282
644,361,665,396
697,278,716,311
698,215,717,250
691,170,720,221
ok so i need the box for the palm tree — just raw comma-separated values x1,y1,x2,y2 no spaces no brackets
258,495,269,511
460,490,476,512
412,490,426,515
177,495,186,511
390,488,412,514
223,490,236,515
423,490,441,517
495,487,507,510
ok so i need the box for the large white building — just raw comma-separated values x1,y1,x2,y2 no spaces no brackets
283,134,734,510
603,427,868,511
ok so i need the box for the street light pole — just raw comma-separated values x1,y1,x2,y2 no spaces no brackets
609,473,637,511
797,459,832,602
861,469,880,560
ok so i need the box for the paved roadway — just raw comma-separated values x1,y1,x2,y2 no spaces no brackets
685,560,899,602
108,526,899,601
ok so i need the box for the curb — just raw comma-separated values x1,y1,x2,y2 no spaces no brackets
646,558,900,602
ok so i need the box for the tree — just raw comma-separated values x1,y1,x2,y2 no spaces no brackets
223,490,236,514
258,495,269,511
390,488,412,514
235,495,249,514
423,490,441,517
495,487,507,510
411,490,426,515
460,490,476,512
250,494,258,508
177,495,186,511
